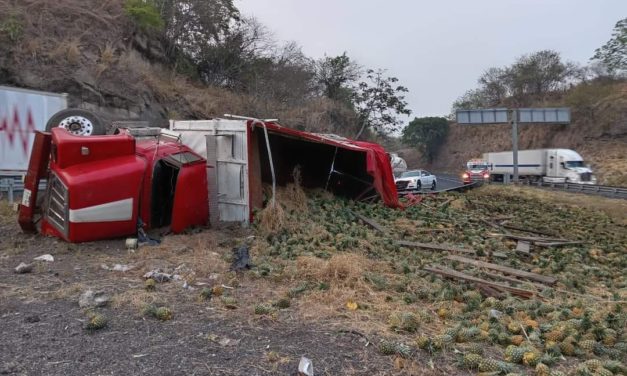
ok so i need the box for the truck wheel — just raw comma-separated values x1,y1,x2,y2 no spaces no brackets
45,108,105,136
416,181,422,190
431,181,436,190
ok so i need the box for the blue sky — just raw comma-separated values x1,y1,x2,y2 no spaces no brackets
236,0,626,119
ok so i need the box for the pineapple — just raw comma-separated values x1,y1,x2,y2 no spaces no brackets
478,358,500,373
595,368,613,376
462,353,482,369
432,334,453,350
254,304,271,315
511,335,524,346
535,363,550,376
522,349,540,367
465,342,484,355
85,313,107,331
379,340,397,355
545,329,565,342
415,335,430,350
155,307,173,321
457,326,480,342
578,339,597,352
508,321,522,334
144,278,156,291
583,359,602,371
221,296,237,309
274,297,291,309
505,345,526,363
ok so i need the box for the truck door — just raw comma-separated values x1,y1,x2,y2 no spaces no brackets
170,156,208,233
207,131,249,223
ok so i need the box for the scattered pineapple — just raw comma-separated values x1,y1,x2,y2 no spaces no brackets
504,345,526,364
378,340,397,355
221,296,237,309
462,353,482,369
522,349,540,367
274,297,291,309
254,304,271,315
535,363,550,376
415,335,430,350
155,307,173,321
511,335,524,346
144,278,156,291
85,313,107,331
389,312,419,333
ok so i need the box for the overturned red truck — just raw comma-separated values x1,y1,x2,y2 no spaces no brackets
18,115,399,243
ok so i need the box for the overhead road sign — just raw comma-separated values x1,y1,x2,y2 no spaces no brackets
517,108,570,123
456,108,508,124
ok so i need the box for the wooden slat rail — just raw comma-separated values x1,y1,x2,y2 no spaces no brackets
446,255,557,285
424,266,535,299
397,240,475,255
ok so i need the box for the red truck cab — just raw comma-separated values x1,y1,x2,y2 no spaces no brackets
462,159,490,184
19,128,208,242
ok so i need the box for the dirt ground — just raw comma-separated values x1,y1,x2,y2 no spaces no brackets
0,212,449,376
1,185,625,376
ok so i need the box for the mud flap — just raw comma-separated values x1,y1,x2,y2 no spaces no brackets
18,131,52,232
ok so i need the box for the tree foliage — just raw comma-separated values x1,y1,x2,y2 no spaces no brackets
592,18,627,75
353,69,411,138
402,117,449,162
452,50,578,112
124,0,164,32
315,52,360,105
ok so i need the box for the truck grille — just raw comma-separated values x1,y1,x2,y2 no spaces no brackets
396,181,409,190
580,173,591,182
46,173,69,236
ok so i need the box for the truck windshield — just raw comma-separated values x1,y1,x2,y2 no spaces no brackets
467,163,488,169
564,161,584,168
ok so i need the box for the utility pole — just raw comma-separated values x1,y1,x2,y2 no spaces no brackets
511,109,519,183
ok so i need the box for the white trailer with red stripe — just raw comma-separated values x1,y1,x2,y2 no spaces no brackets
0,86,68,175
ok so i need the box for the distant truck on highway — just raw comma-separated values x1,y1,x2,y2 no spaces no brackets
483,149,597,184
462,158,491,184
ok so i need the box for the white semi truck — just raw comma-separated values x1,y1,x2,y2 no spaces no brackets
483,149,597,184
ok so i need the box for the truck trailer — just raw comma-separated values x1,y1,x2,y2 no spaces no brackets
483,149,596,184
0,86,68,174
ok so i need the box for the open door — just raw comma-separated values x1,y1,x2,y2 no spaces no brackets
207,130,249,223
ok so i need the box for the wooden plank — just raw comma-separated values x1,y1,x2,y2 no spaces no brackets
516,240,532,255
501,224,557,238
396,240,475,255
534,241,585,248
480,270,544,290
424,266,535,299
446,254,557,285
350,210,387,234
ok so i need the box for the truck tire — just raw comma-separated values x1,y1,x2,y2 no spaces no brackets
45,108,105,136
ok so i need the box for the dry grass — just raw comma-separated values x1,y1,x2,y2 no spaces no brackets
255,203,287,235
477,184,627,224
47,38,82,64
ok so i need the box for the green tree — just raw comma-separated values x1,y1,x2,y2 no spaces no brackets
402,117,449,162
353,69,411,138
315,52,360,104
592,18,627,75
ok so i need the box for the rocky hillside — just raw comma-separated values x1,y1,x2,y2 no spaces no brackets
0,0,355,133
425,81,627,185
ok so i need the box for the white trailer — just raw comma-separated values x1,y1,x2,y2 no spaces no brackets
483,149,597,184
0,86,67,174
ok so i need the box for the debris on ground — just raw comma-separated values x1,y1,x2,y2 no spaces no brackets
101,263,135,272
231,244,253,271
298,356,314,376
33,254,54,262
13,262,33,274
143,269,173,283
78,290,110,308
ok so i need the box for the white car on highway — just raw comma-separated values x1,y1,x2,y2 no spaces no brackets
395,169,437,191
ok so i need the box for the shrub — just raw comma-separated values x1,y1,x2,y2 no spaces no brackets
124,0,164,32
